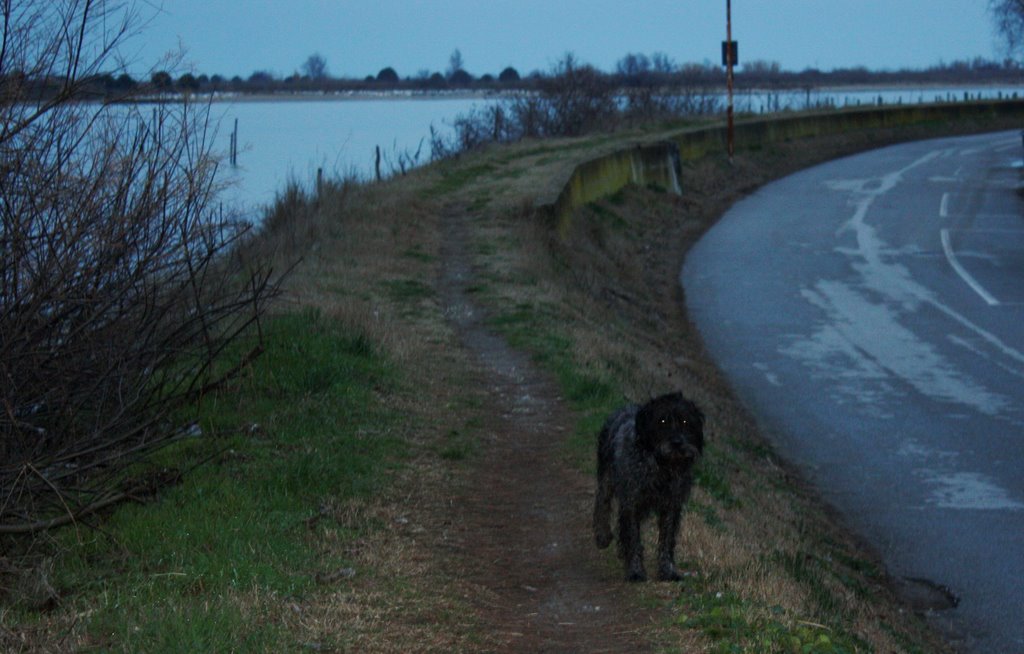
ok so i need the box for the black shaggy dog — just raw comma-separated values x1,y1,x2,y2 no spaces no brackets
593,392,704,582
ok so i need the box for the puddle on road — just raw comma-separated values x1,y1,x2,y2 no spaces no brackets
916,470,1024,510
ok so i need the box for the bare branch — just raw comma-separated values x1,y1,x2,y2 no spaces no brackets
0,0,282,531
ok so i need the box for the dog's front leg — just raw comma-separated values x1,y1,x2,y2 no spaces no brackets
656,506,684,581
617,508,646,581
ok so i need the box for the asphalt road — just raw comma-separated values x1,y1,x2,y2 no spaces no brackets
682,131,1024,653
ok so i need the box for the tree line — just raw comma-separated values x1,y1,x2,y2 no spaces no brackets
15,51,1024,102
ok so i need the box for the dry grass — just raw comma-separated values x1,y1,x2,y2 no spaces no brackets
10,114,1018,652
269,116,1018,651
441,125,1003,651
238,170,512,651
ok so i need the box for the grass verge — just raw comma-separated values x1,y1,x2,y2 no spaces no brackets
6,112,1020,652
442,119,1024,651
3,310,405,651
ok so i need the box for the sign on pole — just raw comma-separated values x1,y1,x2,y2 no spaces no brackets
721,41,738,67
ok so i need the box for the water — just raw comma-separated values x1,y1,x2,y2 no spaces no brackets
211,96,482,215
208,85,1024,217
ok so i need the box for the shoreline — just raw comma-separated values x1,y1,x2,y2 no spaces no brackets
118,81,1024,105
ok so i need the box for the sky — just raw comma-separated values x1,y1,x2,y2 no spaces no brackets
126,1,1004,80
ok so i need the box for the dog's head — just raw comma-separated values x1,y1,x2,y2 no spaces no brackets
635,392,704,466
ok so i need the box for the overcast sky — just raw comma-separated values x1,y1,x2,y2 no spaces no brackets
127,1,1004,80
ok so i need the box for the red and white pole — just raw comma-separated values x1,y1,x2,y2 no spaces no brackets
726,0,735,161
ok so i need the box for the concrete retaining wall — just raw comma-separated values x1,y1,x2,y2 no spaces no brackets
545,100,1024,237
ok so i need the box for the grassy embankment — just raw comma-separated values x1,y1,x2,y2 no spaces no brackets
4,107,1022,652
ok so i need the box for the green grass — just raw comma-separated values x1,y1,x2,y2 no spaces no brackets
674,577,866,654
27,309,405,652
694,449,741,509
429,162,498,196
380,278,435,302
587,201,629,232
486,300,623,470
402,246,436,263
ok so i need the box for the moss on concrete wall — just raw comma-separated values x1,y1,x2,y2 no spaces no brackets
544,100,1024,236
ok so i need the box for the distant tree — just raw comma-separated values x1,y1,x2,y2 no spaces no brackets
447,48,465,78
616,52,651,79
113,72,135,90
428,71,447,89
449,68,473,86
248,70,275,83
650,52,676,74
91,72,115,90
376,66,399,83
991,0,1024,57
302,52,329,80
177,72,199,91
742,59,782,75
150,70,172,89
498,66,520,82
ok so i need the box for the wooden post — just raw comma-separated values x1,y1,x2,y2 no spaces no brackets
230,117,238,166
375,145,382,182
493,106,503,141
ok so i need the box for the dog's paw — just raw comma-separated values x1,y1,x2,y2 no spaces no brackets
594,527,613,549
626,569,647,583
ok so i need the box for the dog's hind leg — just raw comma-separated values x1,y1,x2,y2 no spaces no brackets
617,508,646,581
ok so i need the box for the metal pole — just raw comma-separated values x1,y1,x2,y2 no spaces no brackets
726,0,734,161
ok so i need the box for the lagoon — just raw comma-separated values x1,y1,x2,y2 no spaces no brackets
213,96,482,215
210,85,1024,217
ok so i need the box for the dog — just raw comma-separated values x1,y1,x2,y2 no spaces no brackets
593,392,704,581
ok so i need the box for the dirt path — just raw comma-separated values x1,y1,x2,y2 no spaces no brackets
436,206,658,652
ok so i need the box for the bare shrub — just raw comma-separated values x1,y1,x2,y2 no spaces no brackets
435,53,723,156
991,0,1024,56
0,0,278,533
535,53,618,137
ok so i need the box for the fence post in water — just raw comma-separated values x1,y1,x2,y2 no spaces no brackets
493,106,503,141
375,145,382,182
316,167,323,202
230,118,239,166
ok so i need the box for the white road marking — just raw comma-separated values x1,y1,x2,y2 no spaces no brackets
808,151,1016,415
940,228,1000,306
811,148,1024,416
939,192,950,218
918,470,1024,510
